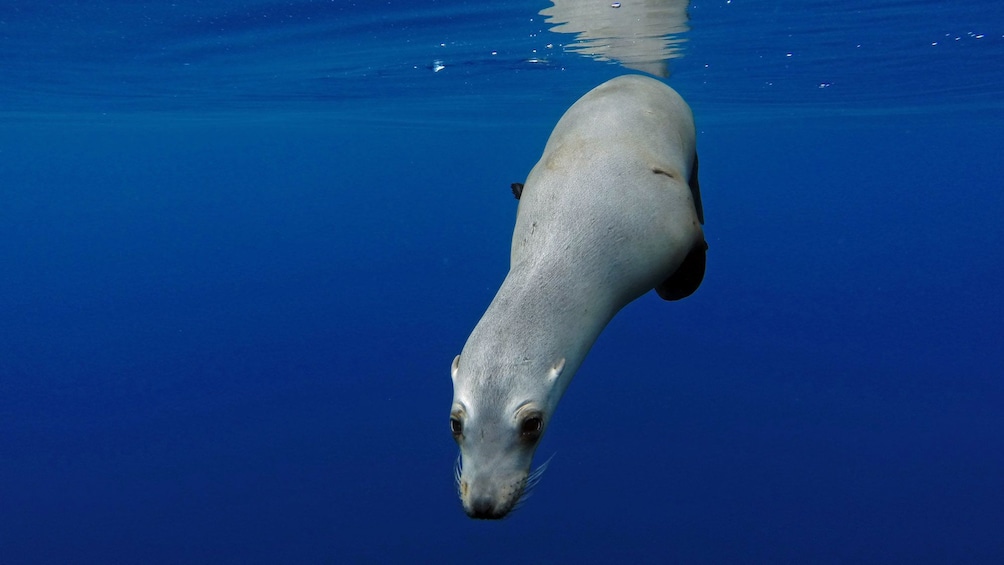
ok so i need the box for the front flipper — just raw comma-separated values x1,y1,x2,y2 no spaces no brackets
655,240,708,301
689,153,704,225
656,151,706,301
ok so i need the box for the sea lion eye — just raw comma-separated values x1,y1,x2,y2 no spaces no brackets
450,417,463,438
519,415,543,443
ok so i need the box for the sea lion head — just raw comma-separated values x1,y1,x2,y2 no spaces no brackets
449,353,566,519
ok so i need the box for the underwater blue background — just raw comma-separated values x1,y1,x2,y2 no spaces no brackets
1,1,1002,563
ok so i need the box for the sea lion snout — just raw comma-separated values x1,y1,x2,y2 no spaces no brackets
458,471,527,520
465,494,510,520
467,497,495,519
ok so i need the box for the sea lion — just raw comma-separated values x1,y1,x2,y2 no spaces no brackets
449,74,706,519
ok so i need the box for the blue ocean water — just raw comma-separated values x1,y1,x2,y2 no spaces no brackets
1,0,1002,563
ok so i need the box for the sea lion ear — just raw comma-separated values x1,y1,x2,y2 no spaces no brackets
547,358,566,384
451,355,461,381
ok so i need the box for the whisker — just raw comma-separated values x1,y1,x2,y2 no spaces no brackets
515,453,555,511
453,451,463,496
524,453,554,490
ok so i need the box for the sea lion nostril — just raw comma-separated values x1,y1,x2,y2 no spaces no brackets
468,498,499,519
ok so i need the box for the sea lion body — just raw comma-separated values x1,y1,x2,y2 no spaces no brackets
449,74,706,519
